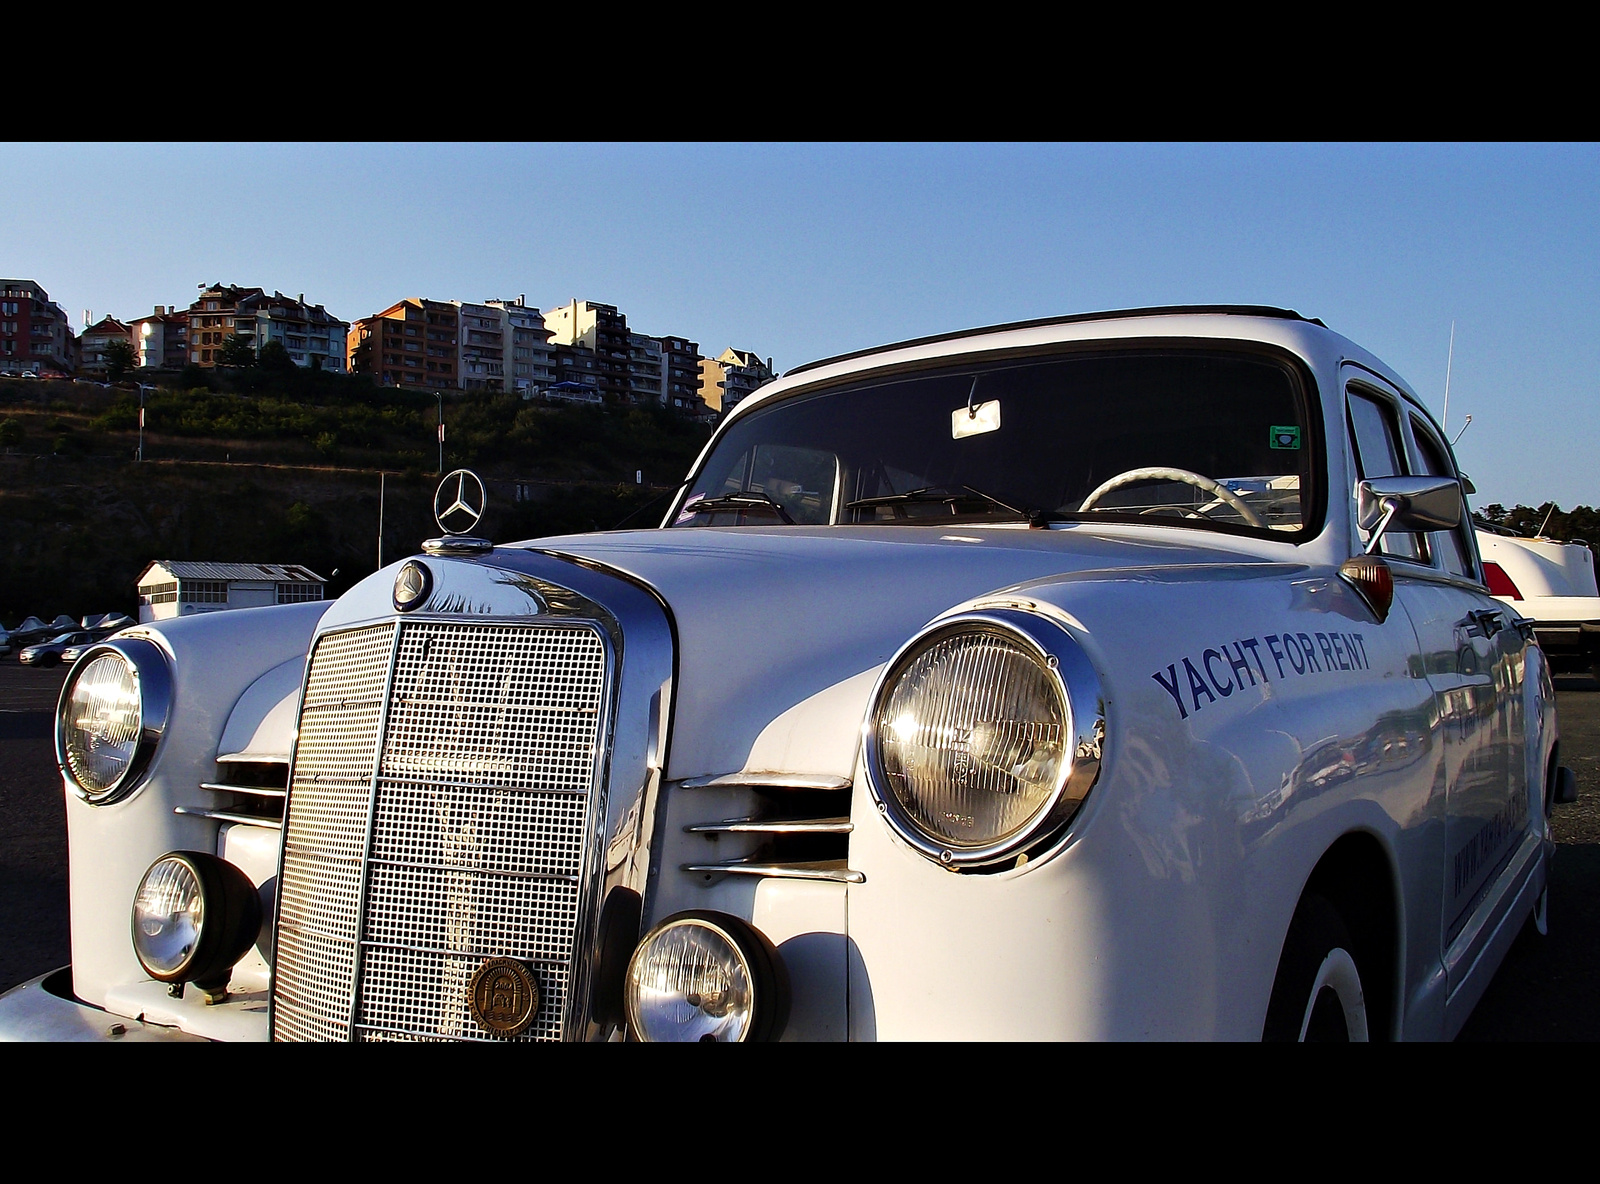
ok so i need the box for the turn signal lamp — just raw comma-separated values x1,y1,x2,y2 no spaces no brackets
1338,556,1395,623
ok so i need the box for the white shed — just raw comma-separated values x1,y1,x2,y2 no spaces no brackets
136,560,326,623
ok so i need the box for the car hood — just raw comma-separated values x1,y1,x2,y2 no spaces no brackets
527,524,1281,780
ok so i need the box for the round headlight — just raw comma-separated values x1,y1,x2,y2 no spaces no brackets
131,852,262,989
56,638,171,805
60,653,141,795
624,912,789,1042
866,612,1104,871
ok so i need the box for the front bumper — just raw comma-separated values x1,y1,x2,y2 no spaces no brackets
0,969,206,1042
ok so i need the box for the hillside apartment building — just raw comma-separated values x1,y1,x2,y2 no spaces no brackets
1,279,77,374
188,284,349,372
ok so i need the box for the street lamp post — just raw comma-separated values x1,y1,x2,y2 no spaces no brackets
137,383,152,462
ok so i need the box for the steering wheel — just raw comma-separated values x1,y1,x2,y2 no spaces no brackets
1078,466,1268,529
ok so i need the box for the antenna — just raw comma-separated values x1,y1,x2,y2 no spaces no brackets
1451,413,1472,446
1538,503,1557,538
1441,320,1456,432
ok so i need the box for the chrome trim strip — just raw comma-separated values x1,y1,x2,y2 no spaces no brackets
363,856,579,883
861,607,1105,873
374,774,593,795
357,940,567,963
347,624,406,1037
678,772,852,791
681,858,865,884
173,806,283,829
275,919,350,945
685,816,853,835
200,782,288,798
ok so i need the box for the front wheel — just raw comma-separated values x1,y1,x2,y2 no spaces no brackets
1264,894,1370,1041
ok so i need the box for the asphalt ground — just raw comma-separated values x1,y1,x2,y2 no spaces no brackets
1,656,1596,1038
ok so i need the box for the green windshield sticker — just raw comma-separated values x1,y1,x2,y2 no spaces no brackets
1270,425,1301,450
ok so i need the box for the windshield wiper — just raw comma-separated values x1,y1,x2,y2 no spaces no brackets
681,492,796,524
847,485,1067,528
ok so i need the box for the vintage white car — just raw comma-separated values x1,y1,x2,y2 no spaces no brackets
0,306,1574,1041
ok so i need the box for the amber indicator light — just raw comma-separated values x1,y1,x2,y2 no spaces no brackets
1338,555,1394,622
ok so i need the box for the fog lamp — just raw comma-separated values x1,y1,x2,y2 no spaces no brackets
131,852,262,992
624,912,788,1042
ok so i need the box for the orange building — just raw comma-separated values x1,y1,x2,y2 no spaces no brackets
348,299,459,389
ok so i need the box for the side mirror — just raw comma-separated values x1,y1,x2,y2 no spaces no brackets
1357,476,1464,555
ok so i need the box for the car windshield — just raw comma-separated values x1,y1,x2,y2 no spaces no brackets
672,349,1316,536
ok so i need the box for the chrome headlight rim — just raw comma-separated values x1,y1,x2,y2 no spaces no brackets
863,609,1105,872
55,637,172,805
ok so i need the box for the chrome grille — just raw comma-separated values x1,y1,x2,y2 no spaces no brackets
272,619,609,1042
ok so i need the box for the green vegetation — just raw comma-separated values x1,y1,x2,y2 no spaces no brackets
0,372,712,623
217,334,257,368
103,340,135,384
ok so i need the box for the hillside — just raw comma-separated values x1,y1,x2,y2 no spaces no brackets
0,373,711,623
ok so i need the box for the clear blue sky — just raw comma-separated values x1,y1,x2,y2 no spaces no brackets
4,142,1595,509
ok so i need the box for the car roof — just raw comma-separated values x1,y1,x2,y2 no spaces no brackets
783,305,1327,378
727,306,1427,434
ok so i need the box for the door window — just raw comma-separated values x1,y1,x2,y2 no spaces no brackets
1347,388,1422,561
1410,418,1475,579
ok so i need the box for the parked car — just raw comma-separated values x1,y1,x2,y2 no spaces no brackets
56,617,134,666
17,631,94,667
1475,523,1600,679
0,306,1573,1042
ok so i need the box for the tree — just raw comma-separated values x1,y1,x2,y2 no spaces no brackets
104,339,136,384
258,340,296,372
217,334,257,368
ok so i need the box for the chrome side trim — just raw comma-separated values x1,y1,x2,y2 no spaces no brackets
681,858,865,884
678,772,852,792
686,816,853,835
173,806,283,829
201,783,288,798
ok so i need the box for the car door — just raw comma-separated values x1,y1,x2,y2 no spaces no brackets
1404,411,1531,991
1344,374,1529,996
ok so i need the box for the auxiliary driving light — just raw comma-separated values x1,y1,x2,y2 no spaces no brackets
131,852,262,995
624,912,789,1042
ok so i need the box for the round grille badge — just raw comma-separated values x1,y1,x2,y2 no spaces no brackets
392,560,432,612
468,957,540,1036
